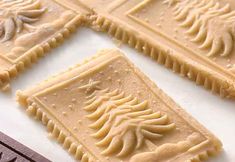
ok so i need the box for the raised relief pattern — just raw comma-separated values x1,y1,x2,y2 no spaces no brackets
0,0,85,90
81,82,176,157
16,49,222,161
130,133,205,162
166,0,235,57
0,0,46,42
5,0,77,61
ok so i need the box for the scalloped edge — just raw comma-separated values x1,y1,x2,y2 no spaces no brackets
17,100,222,162
0,14,85,92
189,146,220,162
16,49,222,162
88,14,235,99
16,49,114,107
16,49,118,162
24,101,94,162
20,100,223,162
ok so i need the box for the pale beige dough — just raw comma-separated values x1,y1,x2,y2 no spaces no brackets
0,0,89,90
17,49,222,162
76,0,235,99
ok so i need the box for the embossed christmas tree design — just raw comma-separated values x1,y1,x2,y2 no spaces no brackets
80,80,176,157
165,0,235,57
0,0,46,42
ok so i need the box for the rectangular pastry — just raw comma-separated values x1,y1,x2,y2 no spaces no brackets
79,0,235,99
0,131,50,162
0,0,89,91
17,49,222,162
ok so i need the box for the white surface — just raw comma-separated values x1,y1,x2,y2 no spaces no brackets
0,28,235,162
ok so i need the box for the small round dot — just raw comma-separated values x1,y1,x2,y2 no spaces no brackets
156,24,161,28
212,57,217,61
73,127,78,131
72,98,76,103
227,64,233,68
68,105,73,110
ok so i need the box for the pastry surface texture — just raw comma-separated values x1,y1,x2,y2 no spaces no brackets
17,49,222,162
2,0,235,99
78,0,235,99
0,0,88,90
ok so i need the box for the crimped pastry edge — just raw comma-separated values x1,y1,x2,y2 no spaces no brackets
16,49,222,162
16,49,116,106
19,99,221,162
126,49,223,162
189,147,220,162
0,14,84,91
16,49,119,162
88,14,235,99
23,100,95,162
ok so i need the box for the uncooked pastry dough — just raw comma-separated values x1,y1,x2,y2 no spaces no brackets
77,0,235,99
0,0,89,90
17,49,222,162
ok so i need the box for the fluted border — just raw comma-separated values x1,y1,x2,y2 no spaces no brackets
23,100,94,162
19,98,222,162
16,48,222,162
16,49,112,107
89,14,235,99
0,14,84,91
16,50,115,161
189,146,220,162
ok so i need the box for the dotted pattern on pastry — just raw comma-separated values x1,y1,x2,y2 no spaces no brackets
21,95,221,162
89,15,235,99
23,100,95,162
16,50,118,162
16,49,222,162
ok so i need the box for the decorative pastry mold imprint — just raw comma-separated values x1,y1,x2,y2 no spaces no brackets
16,50,116,162
17,49,222,162
167,0,235,57
22,101,95,162
83,88,176,157
0,0,88,91
86,0,235,99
